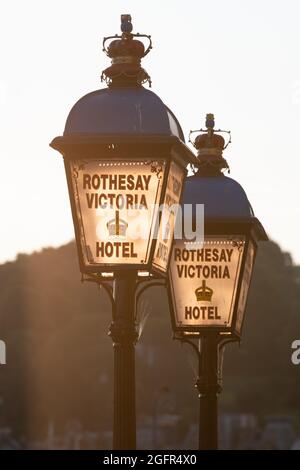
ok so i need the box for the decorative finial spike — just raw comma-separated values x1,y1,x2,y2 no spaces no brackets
121,14,133,34
206,113,215,129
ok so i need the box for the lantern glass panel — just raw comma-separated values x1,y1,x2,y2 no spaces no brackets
152,161,185,273
235,238,256,334
68,158,166,269
169,235,245,330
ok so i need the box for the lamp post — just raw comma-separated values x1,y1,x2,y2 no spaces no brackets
168,114,268,450
50,15,196,450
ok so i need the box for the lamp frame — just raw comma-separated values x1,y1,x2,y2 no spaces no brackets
168,217,267,339
51,133,197,277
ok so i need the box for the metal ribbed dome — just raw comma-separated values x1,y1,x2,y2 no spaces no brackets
183,174,254,218
64,87,185,141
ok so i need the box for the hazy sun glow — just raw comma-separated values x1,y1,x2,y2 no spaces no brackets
0,0,299,263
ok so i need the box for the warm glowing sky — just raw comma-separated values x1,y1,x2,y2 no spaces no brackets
1,0,300,264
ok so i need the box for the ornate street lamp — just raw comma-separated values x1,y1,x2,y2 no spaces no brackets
168,114,268,449
51,16,195,278
50,15,196,450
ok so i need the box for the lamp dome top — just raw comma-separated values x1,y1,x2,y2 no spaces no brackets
183,174,254,219
63,87,185,140
185,115,268,240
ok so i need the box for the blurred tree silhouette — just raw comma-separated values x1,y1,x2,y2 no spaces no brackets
0,240,299,443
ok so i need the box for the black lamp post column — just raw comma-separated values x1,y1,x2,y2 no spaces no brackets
109,272,138,450
196,334,221,450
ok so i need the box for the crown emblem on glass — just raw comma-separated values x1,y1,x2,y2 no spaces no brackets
107,211,128,238
195,280,213,302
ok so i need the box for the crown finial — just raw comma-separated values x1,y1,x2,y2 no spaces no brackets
101,14,152,88
189,114,231,175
